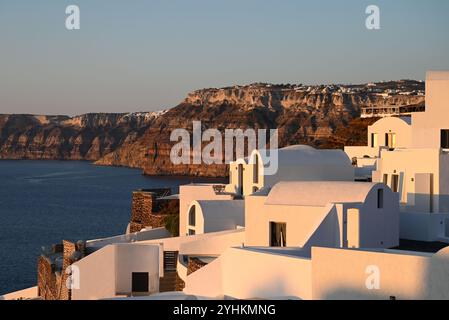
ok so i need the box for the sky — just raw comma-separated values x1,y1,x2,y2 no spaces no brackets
0,0,448,116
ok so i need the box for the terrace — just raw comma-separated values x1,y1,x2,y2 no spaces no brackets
361,104,425,118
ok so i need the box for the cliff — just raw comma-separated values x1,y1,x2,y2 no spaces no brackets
95,81,425,176
0,80,425,177
0,112,162,161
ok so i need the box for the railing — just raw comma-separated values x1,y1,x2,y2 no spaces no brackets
361,104,425,118
212,184,226,194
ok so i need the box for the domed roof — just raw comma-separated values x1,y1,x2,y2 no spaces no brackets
251,145,352,167
265,181,381,206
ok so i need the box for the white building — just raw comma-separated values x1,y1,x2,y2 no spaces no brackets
245,181,399,251
179,145,354,236
345,71,449,242
227,145,354,197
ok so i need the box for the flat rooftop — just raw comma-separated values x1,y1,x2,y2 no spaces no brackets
393,239,449,253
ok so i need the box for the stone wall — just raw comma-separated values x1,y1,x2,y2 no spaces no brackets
130,188,179,233
37,255,58,300
37,240,86,300
187,257,208,276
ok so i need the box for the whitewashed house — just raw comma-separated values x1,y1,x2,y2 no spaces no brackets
345,71,449,242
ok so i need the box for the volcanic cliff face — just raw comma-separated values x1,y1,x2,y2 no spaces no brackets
95,81,425,177
0,81,425,177
0,113,162,161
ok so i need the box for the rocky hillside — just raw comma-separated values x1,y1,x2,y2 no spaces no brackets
96,81,425,177
1,80,425,177
0,112,163,160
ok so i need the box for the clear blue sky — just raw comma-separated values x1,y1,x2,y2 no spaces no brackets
1,0,448,115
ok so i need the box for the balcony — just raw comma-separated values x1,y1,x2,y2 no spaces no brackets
361,104,425,118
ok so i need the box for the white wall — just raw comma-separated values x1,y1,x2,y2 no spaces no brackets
184,247,312,299
227,147,354,197
245,184,399,251
72,245,117,300
412,72,449,149
311,246,449,300
357,186,400,248
180,184,233,236
115,244,160,295
399,212,449,242
188,200,245,235
72,244,160,300
368,117,412,148
373,148,442,212
1,286,38,300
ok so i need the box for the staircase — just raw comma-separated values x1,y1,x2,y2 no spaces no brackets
159,251,185,292
163,251,177,271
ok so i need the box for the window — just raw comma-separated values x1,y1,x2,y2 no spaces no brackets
253,154,259,184
385,133,396,148
377,189,384,209
270,222,287,247
441,130,449,148
383,174,389,185
371,133,378,147
188,206,196,226
391,174,399,193
188,229,195,236
132,272,149,293
238,164,244,195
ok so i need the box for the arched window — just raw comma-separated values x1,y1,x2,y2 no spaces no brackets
188,205,196,226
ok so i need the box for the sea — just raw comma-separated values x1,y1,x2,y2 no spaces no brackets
0,160,222,295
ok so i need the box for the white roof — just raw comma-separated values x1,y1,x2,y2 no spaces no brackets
371,116,412,128
265,181,380,207
253,145,351,167
195,200,244,213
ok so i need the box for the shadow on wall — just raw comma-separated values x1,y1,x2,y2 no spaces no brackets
402,193,449,214
426,247,449,299
301,206,341,255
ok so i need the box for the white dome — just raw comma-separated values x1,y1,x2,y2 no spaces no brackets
265,181,381,207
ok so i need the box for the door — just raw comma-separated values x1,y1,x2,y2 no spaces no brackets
132,272,149,293
385,133,396,148
371,133,378,148
391,174,399,193
270,222,287,247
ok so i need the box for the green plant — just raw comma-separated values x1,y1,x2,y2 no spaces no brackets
164,214,179,237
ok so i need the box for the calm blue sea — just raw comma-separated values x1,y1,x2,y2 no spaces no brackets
0,160,220,295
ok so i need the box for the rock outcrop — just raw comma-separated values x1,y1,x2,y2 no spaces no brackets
0,112,162,161
0,81,425,177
